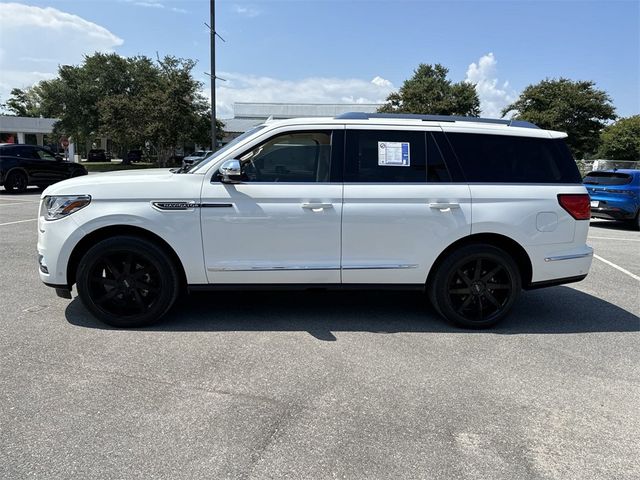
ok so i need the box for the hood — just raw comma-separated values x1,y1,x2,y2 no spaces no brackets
41,168,202,199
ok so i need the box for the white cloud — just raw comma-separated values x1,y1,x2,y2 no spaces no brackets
210,73,394,118
465,52,516,118
121,0,188,13
0,3,123,103
234,5,261,18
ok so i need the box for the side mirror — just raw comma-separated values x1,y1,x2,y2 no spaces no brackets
55,155,63,161
219,159,243,183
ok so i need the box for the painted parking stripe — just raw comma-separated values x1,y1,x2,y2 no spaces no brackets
593,254,640,282
589,236,640,242
0,218,37,227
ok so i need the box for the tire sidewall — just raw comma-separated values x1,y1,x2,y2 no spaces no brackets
432,244,521,329
6,171,28,193
76,236,179,328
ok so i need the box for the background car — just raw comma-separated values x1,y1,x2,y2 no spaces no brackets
87,149,111,162
584,169,640,230
182,150,213,169
125,149,143,163
0,144,87,193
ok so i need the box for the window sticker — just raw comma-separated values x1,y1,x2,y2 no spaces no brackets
378,141,410,166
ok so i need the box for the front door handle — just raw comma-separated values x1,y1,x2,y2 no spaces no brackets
302,203,333,212
429,202,460,211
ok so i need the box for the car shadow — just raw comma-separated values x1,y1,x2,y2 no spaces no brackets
65,286,639,339
590,219,637,231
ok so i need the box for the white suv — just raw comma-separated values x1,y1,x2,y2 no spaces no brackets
37,113,593,328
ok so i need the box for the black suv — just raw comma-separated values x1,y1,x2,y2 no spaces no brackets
0,144,87,193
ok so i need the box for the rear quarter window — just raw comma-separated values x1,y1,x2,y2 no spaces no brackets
445,133,581,184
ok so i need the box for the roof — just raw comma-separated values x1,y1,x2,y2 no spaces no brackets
251,113,567,139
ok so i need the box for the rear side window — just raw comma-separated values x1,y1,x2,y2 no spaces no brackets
583,172,632,185
446,133,582,183
345,130,426,182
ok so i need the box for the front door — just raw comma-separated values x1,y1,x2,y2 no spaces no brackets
200,127,344,284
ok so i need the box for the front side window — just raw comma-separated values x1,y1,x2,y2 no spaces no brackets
344,130,427,182
237,131,332,182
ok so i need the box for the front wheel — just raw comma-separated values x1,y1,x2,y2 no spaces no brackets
76,236,180,327
429,244,521,328
4,171,28,193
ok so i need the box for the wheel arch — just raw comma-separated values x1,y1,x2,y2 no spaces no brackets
66,224,188,290
426,233,533,290
4,166,30,182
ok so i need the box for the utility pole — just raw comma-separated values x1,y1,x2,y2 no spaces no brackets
210,0,216,151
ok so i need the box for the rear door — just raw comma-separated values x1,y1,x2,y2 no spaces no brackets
341,126,472,284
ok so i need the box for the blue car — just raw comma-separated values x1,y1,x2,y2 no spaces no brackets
584,169,640,230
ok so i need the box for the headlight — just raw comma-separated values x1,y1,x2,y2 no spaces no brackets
41,195,91,221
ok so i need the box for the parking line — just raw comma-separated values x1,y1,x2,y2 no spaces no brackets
0,218,37,227
590,236,640,242
593,254,640,282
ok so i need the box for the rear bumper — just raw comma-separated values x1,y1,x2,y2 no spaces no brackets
590,207,636,221
526,274,587,290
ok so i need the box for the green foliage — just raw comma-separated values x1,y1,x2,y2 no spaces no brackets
598,115,640,161
502,78,616,159
2,53,224,165
378,64,480,116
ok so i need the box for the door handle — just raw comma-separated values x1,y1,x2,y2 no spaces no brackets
302,203,333,211
429,202,460,211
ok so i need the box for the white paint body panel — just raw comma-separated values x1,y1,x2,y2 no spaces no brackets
342,184,471,283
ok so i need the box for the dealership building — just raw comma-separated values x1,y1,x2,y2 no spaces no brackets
222,102,383,141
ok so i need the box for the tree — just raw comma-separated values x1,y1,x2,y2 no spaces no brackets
502,78,616,159
378,64,480,116
597,116,640,161
6,52,225,165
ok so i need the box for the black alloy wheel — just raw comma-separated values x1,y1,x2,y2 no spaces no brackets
76,236,180,327
5,171,28,193
430,244,521,328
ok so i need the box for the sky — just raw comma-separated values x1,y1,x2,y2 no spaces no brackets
0,0,638,119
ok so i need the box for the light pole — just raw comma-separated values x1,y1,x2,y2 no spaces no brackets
210,0,216,151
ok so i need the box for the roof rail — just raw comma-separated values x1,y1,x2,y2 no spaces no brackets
334,112,539,129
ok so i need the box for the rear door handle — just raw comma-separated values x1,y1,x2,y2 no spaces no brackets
429,202,460,210
302,203,333,211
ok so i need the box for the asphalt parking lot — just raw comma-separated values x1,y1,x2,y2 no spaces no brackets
1,187,638,480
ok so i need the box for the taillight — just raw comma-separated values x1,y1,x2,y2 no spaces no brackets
558,194,591,220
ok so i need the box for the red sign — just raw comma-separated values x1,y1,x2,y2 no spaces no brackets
60,136,69,148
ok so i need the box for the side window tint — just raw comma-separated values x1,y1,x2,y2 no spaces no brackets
446,133,581,183
345,130,426,182
238,131,332,183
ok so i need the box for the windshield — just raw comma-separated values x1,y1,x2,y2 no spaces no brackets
189,125,266,173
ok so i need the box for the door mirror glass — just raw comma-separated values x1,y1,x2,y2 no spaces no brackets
219,159,242,183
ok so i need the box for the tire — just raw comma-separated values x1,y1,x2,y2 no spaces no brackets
71,170,84,177
76,236,180,328
429,244,521,329
4,170,28,193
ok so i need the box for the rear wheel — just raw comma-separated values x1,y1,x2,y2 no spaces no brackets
76,236,180,327
4,171,28,193
429,244,521,328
